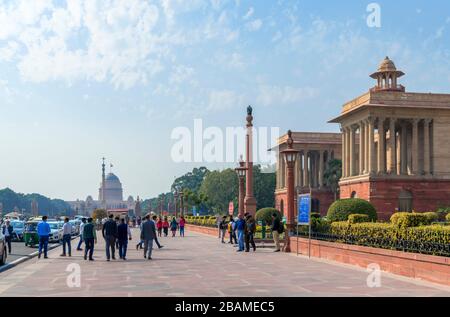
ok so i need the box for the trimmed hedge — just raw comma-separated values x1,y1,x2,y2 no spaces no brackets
447,213,450,222
390,212,430,228
327,199,377,222
185,216,217,227
348,214,371,224
423,212,439,224
255,208,281,224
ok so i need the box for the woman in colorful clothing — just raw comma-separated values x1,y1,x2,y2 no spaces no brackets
156,217,163,237
179,216,186,237
170,217,178,237
162,217,169,237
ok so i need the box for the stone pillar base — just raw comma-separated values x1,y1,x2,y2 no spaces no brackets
244,197,257,216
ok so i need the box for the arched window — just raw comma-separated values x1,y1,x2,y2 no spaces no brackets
398,190,413,212
351,191,357,198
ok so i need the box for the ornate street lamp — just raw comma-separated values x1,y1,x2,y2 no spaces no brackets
235,156,248,218
179,190,184,216
280,130,299,253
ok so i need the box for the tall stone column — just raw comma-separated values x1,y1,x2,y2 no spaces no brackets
299,152,304,188
368,117,376,175
401,122,408,175
244,107,257,216
304,150,309,187
365,121,370,174
388,118,396,174
378,117,386,174
346,127,351,177
423,119,431,176
341,128,346,178
349,127,355,177
412,119,419,175
359,121,365,175
319,150,324,188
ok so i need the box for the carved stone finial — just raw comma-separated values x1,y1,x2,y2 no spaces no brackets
247,105,253,116
287,130,294,149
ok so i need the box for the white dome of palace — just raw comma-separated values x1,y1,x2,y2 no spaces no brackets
99,172,124,202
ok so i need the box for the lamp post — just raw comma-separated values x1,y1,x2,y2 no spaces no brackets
174,191,179,218
281,130,299,253
235,157,247,218
180,191,184,216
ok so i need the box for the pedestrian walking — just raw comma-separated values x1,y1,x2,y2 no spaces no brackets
140,215,157,260
37,216,51,259
76,218,86,251
157,217,163,237
179,216,186,237
245,214,256,252
162,217,169,237
219,216,228,243
115,216,120,249
170,217,178,237
235,214,246,252
216,216,221,238
83,218,97,261
60,217,72,257
1,220,13,254
271,213,282,252
228,216,237,244
117,218,132,260
151,215,164,249
102,214,118,261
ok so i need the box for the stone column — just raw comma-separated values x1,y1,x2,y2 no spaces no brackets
303,150,309,187
349,127,355,177
346,127,351,177
388,118,396,174
364,121,370,174
412,119,419,175
342,128,347,178
244,110,257,216
359,121,365,175
401,122,408,175
299,152,304,187
424,119,431,176
378,117,386,174
238,171,245,218
368,117,376,175
319,150,324,188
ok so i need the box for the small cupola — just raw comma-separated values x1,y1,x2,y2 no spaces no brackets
370,56,405,92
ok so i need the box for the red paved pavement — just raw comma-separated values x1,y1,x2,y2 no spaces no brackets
0,229,449,297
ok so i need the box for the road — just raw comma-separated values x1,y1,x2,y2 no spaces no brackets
0,229,449,297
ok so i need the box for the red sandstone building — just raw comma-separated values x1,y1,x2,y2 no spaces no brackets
274,132,342,217
330,57,450,220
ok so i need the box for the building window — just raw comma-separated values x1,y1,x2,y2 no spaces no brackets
398,190,413,212
280,199,284,216
351,191,357,198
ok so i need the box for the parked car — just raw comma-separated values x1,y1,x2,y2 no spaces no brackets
69,219,81,236
11,220,25,241
24,221,39,247
48,221,63,243
0,230,7,265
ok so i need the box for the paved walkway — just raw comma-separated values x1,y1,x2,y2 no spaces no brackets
0,229,449,297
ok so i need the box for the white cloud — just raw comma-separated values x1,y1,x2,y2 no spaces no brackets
246,19,262,32
257,85,318,107
243,7,254,20
207,90,244,111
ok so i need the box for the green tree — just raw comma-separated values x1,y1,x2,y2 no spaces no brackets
253,165,276,209
323,159,342,201
92,209,107,221
171,167,210,193
199,169,238,215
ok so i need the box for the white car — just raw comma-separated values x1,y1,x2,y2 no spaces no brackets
69,220,81,236
48,221,63,243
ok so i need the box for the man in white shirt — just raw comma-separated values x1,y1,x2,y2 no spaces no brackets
60,217,72,257
76,218,86,251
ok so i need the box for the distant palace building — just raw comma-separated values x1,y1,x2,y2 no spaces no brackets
274,132,342,216
330,57,450,219
67,159,137,216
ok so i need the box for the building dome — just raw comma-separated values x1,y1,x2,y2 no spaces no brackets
377,56,397,72
106,173,120,182
99,173,123,202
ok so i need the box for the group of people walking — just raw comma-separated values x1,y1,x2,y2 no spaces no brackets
33,214,187,261
219,213,257,252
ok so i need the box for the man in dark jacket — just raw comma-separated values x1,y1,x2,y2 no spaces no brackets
1,220,13,254
102,214,118,261
245,214,256,252
140,215,157,260
271,213,281,252
83,218,97,261
117,218,132,260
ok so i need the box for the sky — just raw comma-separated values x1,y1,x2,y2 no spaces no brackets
0,0,450,201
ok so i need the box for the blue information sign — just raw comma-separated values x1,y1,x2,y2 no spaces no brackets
298,194,311,225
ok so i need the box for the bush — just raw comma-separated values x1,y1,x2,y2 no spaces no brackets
255,208,281,225
331,222,395,242
390,212,429,228
404,225,450,245
327,199,377,222
423,212,439,224
348,214,371,224
447,213,450,222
